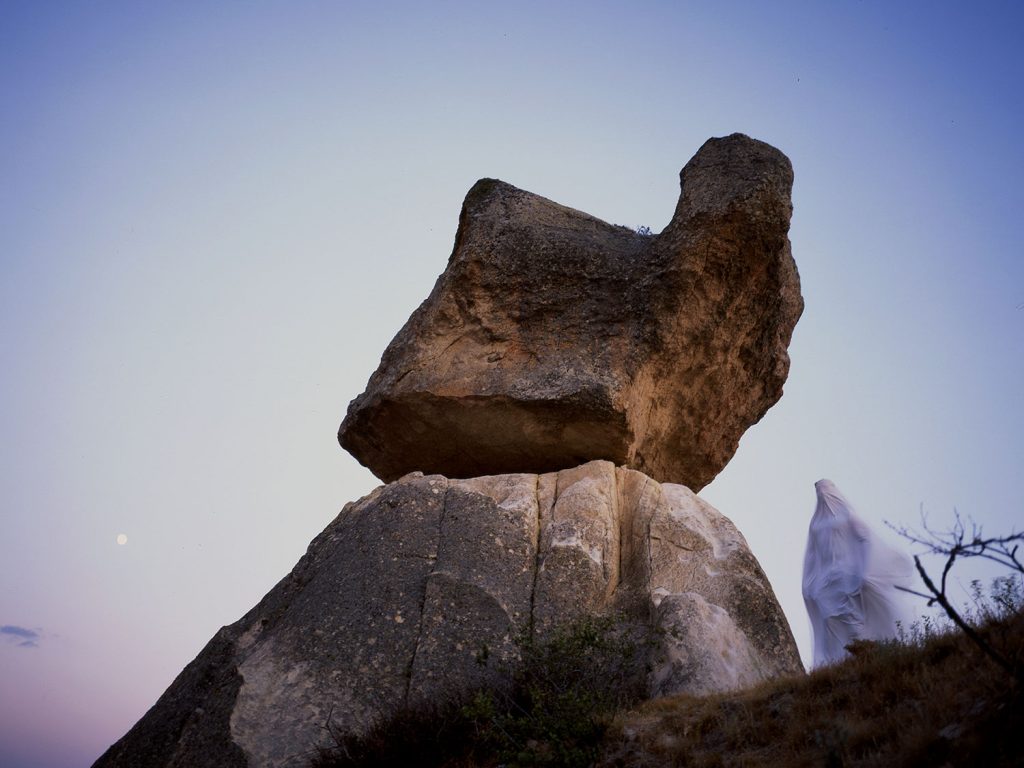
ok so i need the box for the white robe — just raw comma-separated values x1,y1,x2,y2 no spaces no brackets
802,479,913,667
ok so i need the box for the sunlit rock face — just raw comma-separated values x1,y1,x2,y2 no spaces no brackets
339,133,803,491
92,462,802,768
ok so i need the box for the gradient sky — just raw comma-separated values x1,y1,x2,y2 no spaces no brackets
2,2,1022,766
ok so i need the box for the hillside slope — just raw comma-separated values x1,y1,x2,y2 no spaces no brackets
600,611,1023,768
312,609,1022,768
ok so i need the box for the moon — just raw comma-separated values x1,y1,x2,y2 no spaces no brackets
116,533,128,546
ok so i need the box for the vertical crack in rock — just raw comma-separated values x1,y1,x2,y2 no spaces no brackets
528,473,542,637
625,473,659,624
600,468,612,589
403,478,449,704
645,479,657,618
615,472,625,601
606,467,621,598
530,469,565,637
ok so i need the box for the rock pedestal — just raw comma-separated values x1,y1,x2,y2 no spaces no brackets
94,462,801,768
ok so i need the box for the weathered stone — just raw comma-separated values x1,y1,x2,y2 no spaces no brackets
408,475,538,702
339,134,803,490
649,484,799,674
650,592,766,696
93,462,802,768
230,475,448,766
532,461,621,633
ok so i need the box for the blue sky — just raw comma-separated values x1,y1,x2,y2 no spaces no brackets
2,2,1022,766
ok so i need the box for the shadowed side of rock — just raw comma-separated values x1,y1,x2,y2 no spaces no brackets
91,628,247,768
339,133,803,490
92,462,801,768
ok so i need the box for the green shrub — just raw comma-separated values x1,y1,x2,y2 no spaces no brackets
312,615,648,768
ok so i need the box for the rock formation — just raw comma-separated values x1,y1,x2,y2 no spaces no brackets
94,134,806,768
340,133,803,491
94,462,801,768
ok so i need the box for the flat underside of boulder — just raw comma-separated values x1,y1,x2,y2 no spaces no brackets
94,461,801,768
339,133,803,490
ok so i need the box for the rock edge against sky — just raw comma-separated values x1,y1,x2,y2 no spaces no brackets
340,133,803,491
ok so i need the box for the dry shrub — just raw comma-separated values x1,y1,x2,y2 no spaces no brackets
600,609,1023,768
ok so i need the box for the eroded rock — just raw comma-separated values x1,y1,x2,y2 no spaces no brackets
339,134,803,490
93,461,801,768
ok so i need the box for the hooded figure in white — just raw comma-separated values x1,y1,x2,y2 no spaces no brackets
802,479,914,667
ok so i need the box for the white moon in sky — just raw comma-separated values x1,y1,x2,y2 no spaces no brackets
116,534,128,546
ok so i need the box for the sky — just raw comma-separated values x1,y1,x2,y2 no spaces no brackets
1,2,1022,766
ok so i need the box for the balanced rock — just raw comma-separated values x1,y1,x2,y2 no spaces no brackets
340,133,803,491
94,461,801,768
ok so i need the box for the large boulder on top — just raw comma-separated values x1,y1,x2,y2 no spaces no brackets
93,461,802,768
339,133,803,491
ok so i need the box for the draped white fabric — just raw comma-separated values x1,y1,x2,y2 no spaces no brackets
802,479,914,667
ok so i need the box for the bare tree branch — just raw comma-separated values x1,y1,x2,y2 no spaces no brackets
888,510,1023,683
906,555,1014,676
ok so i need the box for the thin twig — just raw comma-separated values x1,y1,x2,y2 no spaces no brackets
910,555,1015,676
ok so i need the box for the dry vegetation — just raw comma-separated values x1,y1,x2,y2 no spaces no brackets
599,609,1023,768
310,603,1022,768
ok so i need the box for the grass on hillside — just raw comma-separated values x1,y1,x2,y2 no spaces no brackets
600,608,1023,768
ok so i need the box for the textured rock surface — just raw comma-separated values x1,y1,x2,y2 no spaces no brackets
94,461,801,768
339,133,803,491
